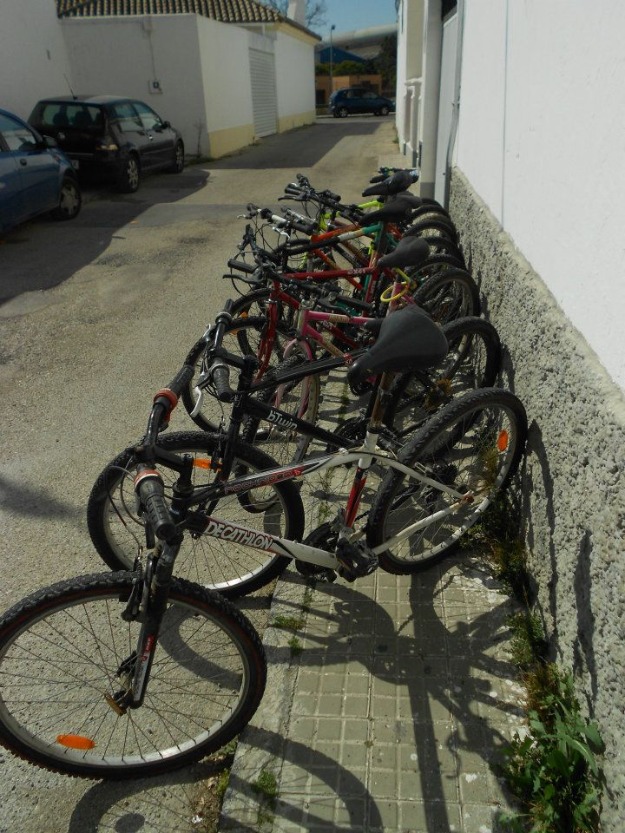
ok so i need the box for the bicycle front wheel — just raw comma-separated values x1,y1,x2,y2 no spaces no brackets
87,432,304,597
368,388,527,572
0,572,266,779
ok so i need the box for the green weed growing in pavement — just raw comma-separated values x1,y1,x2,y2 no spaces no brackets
288,636,303,656
499,667,604,833
462,496,605,831
272,613,305,631
460,494,532,602
508,609,548,671
251,769,278,807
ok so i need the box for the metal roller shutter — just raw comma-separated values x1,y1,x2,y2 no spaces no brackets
249,49,278,138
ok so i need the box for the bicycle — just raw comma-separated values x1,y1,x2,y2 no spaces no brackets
0,362,267,778
87,302,527,598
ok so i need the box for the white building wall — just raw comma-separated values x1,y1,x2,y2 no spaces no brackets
196,17,256,151
274,30,316,120
0,0,74,119
61,16,211,157
456,0,625,391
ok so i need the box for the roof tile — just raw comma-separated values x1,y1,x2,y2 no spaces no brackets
56,0,284,23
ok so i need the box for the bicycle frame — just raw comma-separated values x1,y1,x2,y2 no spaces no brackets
184,354,470,574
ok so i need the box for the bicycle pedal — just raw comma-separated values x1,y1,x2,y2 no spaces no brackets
295,560,336,582
335,539,378,582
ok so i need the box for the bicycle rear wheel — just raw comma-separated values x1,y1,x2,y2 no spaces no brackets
368,388,527,572
412,268,481,323
385,316,501,440
241,350,321,466
0,572,266,778
87,432,304,596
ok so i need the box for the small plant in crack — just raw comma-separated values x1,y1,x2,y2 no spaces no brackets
272,614,305,631
251,768,279,808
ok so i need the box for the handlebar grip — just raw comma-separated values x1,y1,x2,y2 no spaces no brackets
227,259,257,275
290,219,316,235
134,469,177,542
369,173,386,183
284,185,306,198
211,363,234,402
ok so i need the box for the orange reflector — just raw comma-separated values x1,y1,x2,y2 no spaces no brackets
57,734,96,750
497,430,509,452
193,458,212,469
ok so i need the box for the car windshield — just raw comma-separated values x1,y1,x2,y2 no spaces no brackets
36,103,104,131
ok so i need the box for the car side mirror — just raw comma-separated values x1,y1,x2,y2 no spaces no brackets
160,121,171,130
43,135,58,149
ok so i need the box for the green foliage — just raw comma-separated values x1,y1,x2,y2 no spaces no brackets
288,636,303,656
500,668,604,833
508,610,548,671
460,495,532,601
251,768,279,807
272,613,305,631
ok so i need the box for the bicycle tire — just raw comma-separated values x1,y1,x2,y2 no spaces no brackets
181,316,290,432
87,432,304,596
368,388,527,573
409,253,469,281
412,268,481,323
241,350,321,466
0,571,266,778
385,316,501,439
405,216,459,243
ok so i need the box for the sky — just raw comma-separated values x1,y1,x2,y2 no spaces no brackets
309,0,398,38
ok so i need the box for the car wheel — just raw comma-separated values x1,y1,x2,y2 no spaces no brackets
117,155,140,193
338,107,349,118
167,140,185,173
51,176,81,221
380,106,390,116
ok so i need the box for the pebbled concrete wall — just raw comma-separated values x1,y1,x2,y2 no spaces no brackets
450,166,625,831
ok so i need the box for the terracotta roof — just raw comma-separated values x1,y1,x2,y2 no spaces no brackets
56,0,284,24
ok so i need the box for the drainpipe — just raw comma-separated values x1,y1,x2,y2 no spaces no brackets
444,0,465,210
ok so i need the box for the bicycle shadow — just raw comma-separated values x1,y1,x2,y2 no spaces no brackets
256,556,523,831
64,731,381,833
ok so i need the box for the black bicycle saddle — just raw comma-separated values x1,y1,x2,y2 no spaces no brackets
360,194,422,225
347,305,448,386
362,169,420,197
377,236,429,270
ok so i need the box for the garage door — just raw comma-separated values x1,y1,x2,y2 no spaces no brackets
249,49,278,137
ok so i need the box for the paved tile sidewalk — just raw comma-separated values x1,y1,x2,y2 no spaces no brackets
221,370,527,833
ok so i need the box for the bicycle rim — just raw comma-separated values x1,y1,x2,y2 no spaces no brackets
0,572,265,778
369,390,527,572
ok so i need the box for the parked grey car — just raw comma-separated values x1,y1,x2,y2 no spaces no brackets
29,96,184,193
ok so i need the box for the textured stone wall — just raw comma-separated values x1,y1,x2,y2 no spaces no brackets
449,167,625,830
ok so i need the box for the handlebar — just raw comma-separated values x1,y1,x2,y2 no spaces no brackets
134,467,177,542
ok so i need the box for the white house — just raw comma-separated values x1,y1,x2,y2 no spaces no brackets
396,2,625,829
1,0,319,159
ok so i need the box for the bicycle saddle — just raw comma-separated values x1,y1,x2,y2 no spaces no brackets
377,236,429,269
362,169,420,197
360,194,422,224
347,305,448,385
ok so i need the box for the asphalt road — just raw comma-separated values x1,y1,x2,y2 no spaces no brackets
0,115,399,832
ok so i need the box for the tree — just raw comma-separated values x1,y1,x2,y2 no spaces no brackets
376,35,397,90
262,0,327,30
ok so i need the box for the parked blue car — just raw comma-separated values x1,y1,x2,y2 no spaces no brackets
328,88,395,118
0,107,81,233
